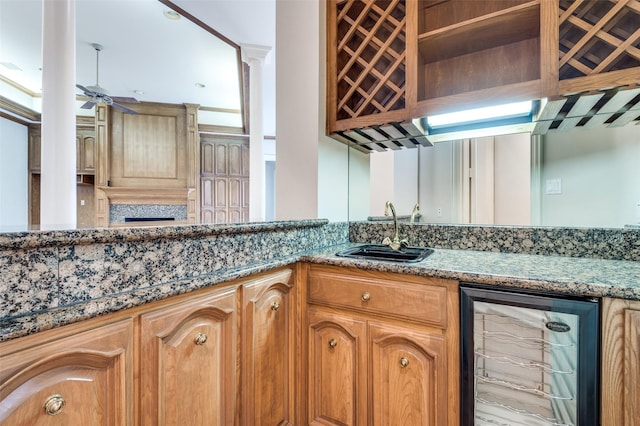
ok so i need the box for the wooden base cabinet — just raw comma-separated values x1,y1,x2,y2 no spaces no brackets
601,298,640,426
240,269,296,425
305,265,459,426
0,267,298,426
139,287,237,425
308,308,368,425
0,318,134,425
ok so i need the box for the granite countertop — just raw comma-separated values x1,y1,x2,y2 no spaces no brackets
301,243,640,300
2,234,639,342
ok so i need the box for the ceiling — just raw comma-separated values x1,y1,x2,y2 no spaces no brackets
0,0,276,133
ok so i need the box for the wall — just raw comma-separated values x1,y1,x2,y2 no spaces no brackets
0,117,28,231
541,126,640,228
418,141,460,223
494,133,531,225
275,0,318,220
275,0,350,222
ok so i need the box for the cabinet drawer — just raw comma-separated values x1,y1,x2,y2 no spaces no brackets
308,268,448,328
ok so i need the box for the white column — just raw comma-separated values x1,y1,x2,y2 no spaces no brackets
41,0,77,230
241,44,271,222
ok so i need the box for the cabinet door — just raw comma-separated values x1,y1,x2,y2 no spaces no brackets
307,308,367,426
602,298,640,426
78,134,96,173
139,287,237,426
241,269,296,425
0,318,133,426
369,321,448,426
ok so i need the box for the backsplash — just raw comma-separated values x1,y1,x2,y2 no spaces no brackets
350,222,640,261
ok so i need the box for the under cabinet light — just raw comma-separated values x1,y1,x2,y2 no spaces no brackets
426,101,533,129
421,100,536,142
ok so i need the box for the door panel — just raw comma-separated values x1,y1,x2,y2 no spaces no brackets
307,308,367,426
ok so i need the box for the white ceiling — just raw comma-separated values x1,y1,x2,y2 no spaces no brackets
0,0,276,134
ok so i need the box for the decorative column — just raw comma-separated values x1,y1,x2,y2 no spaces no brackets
241,44,271,222
40,0,77,229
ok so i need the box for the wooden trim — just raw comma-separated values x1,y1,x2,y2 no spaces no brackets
0,94,40,122
199,106,242,114
0,75,41,98
411,79,542,118
325,0,338,134
601,298,640,426
97,187,189,205
198,124,247,136
540,0,559,97
558,67,640,94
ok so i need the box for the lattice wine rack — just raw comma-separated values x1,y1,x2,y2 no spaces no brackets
558,0,640,80
334,0,407,123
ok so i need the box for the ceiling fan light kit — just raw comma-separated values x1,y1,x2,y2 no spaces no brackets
76,42,139,114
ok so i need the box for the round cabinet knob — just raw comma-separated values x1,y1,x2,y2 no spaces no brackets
361,292,371,302
271,301,280,311
43,394,65,416
400,357,409,368
328,338,338,348
194,333,208,346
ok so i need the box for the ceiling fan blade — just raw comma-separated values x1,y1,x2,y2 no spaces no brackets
80,100,97,109
76,83,90,93
110,96,140,104
111,102,138,115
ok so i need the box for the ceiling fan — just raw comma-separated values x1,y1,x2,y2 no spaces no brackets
76,43,139,114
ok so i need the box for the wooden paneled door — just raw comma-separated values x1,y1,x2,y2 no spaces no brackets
139,287,237,425
200,135,249,224
0,319,133,425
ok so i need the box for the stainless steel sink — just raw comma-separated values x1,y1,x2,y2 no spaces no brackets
336,244,434,263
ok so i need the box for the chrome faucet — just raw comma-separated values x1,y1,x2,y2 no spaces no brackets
382,201,408,250
410,203,421,224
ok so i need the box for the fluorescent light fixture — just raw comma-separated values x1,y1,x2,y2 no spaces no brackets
426,100,533,129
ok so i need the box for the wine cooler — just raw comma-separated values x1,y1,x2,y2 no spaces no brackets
461,284,599,426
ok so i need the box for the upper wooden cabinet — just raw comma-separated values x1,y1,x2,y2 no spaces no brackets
28,127,96,175
76,130,96,175
326,0,640,143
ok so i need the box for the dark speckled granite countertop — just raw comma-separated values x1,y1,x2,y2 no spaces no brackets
1,221,639,342
300,243,640,300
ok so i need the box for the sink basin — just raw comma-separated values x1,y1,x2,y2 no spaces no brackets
336,244,434,263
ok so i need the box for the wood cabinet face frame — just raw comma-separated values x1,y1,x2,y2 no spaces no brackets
0,266,299,426
303,264,459,426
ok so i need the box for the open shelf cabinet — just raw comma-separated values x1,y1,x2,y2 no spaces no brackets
413,0,543,115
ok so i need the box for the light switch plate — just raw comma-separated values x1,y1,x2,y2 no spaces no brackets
545,178,562,195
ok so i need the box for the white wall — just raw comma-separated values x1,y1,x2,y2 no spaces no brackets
541,126,640,227
494,133,531,225
0,117,28,231
369,150,394,217
348,147,370,221
275,0,350,222
275,0,319,220
418,141,459,223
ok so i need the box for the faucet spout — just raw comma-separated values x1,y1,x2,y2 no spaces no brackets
382,201,407,250
410,203,421,224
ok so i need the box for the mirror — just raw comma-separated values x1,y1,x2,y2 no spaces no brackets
0,0,256,232
349,124,640,229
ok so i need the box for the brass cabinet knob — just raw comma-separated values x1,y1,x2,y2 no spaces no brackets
43,394,65,416
194,333,208,346
271,301,280,311
329,338,338,348
400,357,409,368
361,292,371,302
